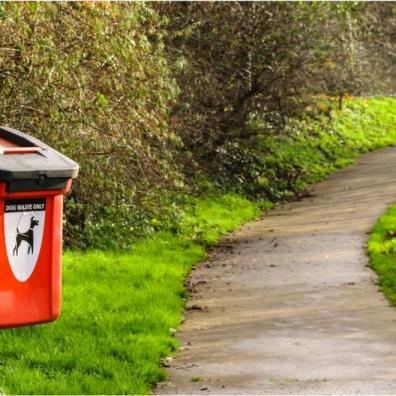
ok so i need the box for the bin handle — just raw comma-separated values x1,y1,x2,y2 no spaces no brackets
0,147,43,155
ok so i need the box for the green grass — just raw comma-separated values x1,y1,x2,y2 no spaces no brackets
254,97,396,200
0,194,259,395
0,97,396,394
368,204,396,305
179,194,267,245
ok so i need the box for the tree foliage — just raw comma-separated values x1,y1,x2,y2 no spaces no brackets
0,2,394,248
0,2,179,248
159,1,395,194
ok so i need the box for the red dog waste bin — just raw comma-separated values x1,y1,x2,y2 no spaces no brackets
0,126,78,328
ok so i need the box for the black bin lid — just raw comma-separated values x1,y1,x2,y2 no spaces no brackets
0,126,79,181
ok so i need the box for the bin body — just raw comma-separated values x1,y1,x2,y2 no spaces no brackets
0,127,78,328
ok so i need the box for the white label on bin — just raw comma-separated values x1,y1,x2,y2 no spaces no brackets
4,199,46,282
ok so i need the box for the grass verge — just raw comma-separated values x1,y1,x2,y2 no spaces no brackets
251,97,396,201
0,194,260,395
368,204,396,305
0,97,395,394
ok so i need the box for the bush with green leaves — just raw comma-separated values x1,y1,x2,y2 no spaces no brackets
0,2,394,249
0,2,180,248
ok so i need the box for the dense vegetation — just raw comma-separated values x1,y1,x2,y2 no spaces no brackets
0,2,182,248
0,2,394,249
0,97,394,394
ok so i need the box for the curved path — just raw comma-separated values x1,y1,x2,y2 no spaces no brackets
156,147,396,394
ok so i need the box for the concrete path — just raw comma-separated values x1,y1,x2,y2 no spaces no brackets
156,147,396,395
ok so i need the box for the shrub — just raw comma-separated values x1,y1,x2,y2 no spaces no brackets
0,2,180,248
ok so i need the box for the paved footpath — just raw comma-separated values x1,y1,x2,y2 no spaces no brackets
156,147,396,395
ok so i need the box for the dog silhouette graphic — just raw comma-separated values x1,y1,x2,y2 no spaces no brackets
13,217,39,256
